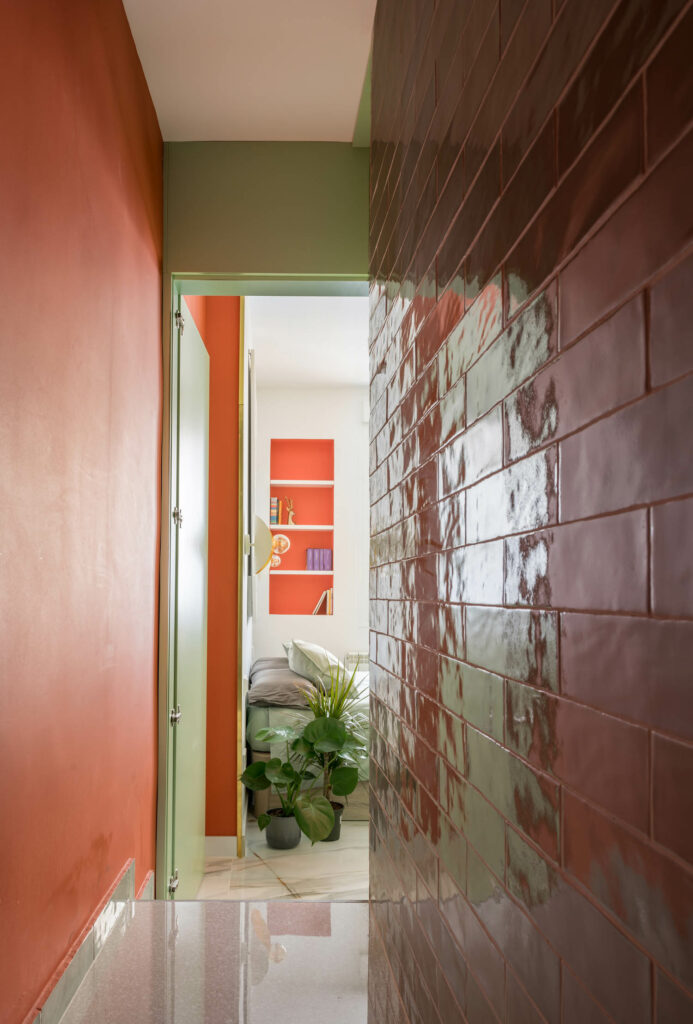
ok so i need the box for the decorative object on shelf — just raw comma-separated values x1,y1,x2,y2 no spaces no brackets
284,497,296,525
270,554,281,568
272,534,291,555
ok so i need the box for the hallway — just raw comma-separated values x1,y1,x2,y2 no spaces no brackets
4,1,693,1023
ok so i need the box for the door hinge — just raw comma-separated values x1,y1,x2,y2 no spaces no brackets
168,869,179,894
172,506,183,527
175,309,185,334
170,705,182,726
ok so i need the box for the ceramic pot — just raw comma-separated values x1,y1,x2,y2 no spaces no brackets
321,802,344,842
266,811,301,849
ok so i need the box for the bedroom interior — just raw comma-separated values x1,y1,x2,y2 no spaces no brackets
186,293,371,902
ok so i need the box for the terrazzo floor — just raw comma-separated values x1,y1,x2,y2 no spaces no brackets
197,819,369,901
60,900,369,1023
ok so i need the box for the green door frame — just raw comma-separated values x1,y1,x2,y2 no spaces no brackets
155,272,368,899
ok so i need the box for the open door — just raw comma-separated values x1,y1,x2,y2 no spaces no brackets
168,295,210,899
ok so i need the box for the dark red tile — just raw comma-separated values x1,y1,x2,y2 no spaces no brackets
504,511,649,612
649,249,693,387
505,681,650,830
647,3,693,163
653,733,693,867
506,970,546,1024
467,845,561,1021
441,759,506,878
506,826,652,1023
507,82,643,315
561,967,613,1024
466,605,558,690
652,498,693,618
437,141,501,294
467,120,555,305
561,613,693,739
438,274,504,394
438,539,504,607
504,294,646,460
466,727,560,858
439,407,504,497
564,791,693,990
502,0,619,180
557,0,685,173
467,283,557,424
559,375,693,521
560,128,693,346
466,447,558,543
656,970,693,1023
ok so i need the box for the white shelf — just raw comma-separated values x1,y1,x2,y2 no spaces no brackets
270,479,334,487
269,524,333,531
269,570,334,575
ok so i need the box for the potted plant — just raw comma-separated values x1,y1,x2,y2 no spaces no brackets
240,728,335,848
301,661,368,841
301,715,366,841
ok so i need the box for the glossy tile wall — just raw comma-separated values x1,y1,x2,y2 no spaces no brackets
367,2,693,1021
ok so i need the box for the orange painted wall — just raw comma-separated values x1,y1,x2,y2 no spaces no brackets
0,3,163,1023
185,296,241,836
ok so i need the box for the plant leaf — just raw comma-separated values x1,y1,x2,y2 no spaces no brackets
330,765,359,796
303,716,347,752
255,726,297,743
291,736,313,756
257,813,271,831
240,762,271,791
294,794,335,844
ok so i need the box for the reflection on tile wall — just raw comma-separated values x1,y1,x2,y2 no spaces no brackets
368,1,693,1021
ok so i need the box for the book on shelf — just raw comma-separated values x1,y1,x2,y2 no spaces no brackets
306,547,333,571
312,587,334,615
269,497,278,525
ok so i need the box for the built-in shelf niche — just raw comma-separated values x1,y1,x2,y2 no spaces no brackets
269,438,334,615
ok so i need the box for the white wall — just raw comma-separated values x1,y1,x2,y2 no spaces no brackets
253,385,369,661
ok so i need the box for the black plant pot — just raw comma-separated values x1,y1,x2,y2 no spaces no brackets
321,802,344,842
266,811,301,849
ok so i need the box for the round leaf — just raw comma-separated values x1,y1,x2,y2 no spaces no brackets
303,717,347,752
240,762,271,791
330,765,359,796
294,794,335,843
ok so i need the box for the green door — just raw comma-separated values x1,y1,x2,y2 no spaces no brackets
170,295,209,899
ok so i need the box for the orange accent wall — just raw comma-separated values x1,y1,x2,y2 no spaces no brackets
0,3,163,1023
184,296,241,837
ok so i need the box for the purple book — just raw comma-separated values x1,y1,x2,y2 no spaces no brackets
307,548,314,571
319,548,325,571
325,549,333,571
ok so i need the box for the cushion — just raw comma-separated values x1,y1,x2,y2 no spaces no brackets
248,664,315,707
285,639,345,689
250,657,289,681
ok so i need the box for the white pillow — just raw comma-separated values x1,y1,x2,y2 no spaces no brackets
285,639,345,688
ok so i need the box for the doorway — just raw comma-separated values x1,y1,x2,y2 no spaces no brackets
157,278,369,902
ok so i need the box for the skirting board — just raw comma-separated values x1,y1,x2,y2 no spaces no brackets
27,859,154,1024
205,835,236,858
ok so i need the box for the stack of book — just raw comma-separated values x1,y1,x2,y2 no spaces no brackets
306,548,333,571
312,588,334,615
270,497,279,525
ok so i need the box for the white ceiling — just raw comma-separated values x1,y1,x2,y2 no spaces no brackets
122,0,375,141
247,296,369,389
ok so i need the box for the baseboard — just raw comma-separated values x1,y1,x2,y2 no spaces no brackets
205,835,237,858
27,859,136,1024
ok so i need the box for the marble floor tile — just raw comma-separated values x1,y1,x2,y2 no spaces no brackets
199,820,369,903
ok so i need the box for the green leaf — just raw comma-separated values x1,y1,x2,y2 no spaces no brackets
291,736,313,757
257,813,271,831
330,765,359,796
240,762,271,791
303,716,347,752
294,793,335,843
254,725,297,744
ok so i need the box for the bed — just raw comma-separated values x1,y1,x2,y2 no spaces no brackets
246,656,370,820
